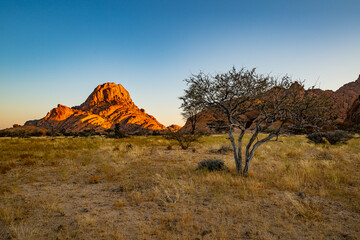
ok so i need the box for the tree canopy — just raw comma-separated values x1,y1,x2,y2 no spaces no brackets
180,67,332,175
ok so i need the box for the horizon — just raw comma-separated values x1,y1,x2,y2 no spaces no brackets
1,0,360,130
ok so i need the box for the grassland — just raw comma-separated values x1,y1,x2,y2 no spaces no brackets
0,135,359,239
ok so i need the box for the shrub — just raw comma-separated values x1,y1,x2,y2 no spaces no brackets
323,130,353,145
78,129,97,137
210,145,233,154
165,131,201,150
14,130,29,138
0,130,9,137
197,159,226,171
31,130,44,137
152,130,162,136
62,131,74,137
352,124,360,134
46,130,61,137
114,123,127,138
306,132,326,144
307,130,353,145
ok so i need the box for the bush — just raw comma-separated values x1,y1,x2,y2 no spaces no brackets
323,130,353,145
114,123,127,138
0,130,9,137
306,132,326,144
197,159,226,171
12,130,29,138
152,130,162,136
307,130,353,145
165,131,201,150
351,124,360,134
0,129,45,137
78,129,97,137
46,130,61,137
31,130,44,137
210,145,233,154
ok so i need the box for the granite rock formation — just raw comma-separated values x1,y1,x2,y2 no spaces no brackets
25,83,167,133
181,75,360,133
346,95,360,124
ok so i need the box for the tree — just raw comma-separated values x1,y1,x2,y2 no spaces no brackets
114,123,127,138
180,100,201,134
180,67,332,175
165,130,201,150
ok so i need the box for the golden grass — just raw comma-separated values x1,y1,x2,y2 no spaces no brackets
0,135,359,239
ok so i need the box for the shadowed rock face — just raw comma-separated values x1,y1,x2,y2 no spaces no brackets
181,75,360,133
332,75,360,121
346,95,360,124
25,83,167,133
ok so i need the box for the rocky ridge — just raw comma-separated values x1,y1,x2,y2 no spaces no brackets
181,75,360,133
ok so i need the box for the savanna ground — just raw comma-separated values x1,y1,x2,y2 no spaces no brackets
0,134,359,240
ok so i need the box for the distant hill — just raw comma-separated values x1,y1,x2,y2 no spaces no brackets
25,83,169,133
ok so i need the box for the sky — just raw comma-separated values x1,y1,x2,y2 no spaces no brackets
0,0,360,129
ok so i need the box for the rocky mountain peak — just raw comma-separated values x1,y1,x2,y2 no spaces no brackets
25,82,166,133
44,104,74,121
79,82,132,111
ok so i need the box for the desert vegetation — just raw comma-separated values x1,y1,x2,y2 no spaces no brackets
0,134,359,239
180,67,333,175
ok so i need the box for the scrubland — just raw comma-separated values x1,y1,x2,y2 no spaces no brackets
0,135,359,239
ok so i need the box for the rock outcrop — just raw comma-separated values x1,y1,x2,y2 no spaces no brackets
167,124,182,132
181,75,360,133
332,74,360,121
25,83,167,133
346,95,360,124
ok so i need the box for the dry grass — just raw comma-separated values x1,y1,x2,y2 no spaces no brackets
0,135,359,239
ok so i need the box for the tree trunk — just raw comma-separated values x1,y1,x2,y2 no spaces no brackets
190,116,195,134
228,126,240,173
237,129,245,174
243,132,277,175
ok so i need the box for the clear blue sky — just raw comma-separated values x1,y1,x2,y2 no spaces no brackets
1,0,359,129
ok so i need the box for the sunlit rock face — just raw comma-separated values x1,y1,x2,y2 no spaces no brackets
167,124,182,132
25,83,167,133
78,82,132,112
